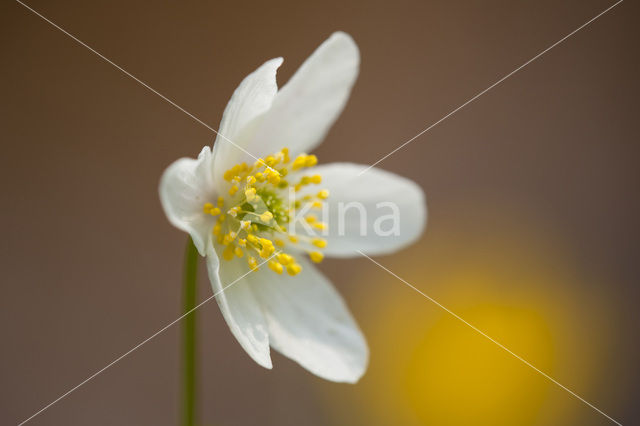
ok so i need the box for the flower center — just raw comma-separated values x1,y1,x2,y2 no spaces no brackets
202,148,329,276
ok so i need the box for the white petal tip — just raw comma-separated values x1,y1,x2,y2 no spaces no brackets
256,356,273,370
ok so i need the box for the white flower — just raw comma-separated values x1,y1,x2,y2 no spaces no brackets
159,32,426,383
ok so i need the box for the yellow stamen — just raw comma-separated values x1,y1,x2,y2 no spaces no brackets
286,263,302,276
317,189,329,200
245,187,257,202
292,155,307,170
305,155,318,167
312,238,327,248
203,202,214,214
247,256,258,270
268,260,284,274
259,211,274,222
214,147,328,276
309,251,324,263
277,253,294,265
223,246,234,261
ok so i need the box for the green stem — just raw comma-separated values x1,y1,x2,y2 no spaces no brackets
182,238,198,426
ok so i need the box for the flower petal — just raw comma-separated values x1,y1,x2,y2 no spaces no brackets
206,240,272,369
250,32,360,156
212,57,283,185
300,163,426,257
159,146,216,255
249,259,368,383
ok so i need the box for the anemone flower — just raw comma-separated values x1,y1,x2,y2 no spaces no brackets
160,32,426,384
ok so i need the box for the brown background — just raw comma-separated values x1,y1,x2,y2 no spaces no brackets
1,0,638,425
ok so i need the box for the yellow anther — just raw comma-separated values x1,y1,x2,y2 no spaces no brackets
222,232,236,245
240,220,251,231
317,189,329,199
311,201,323,209
218,215,226,222
288,235,299,243
229,185,239,196
245,187,257,202
302,195,312,201
311,174,322,184
279,168,288,176
277,253,294,265
209,207,221,216
312,222,327,230
213,223,222,236
292,155,307,170
259,211,274,222
228,206,239,217
268,260,284,274
255,172,265,182
305,215,317,223
246,175,257,185
247,256,259,271
254,158,265,168
234,246,244,258
223,246,235,261
259,237,274,247
312,238,327,248
305,155,318,167
264,168,280,185
217,196,225,207
203,202,214,214
223,169,235,181
274,239,286,247
309,251,324,263
269,173,281,185
265,155,277,166
238,238,247,247
281,147,290,162
300,176,311,185
259,246,274,258
247,234,259,245
286,263,302,276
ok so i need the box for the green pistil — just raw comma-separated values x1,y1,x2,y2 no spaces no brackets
256,188,289,225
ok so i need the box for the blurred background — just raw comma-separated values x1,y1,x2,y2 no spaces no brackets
1,0,638,424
